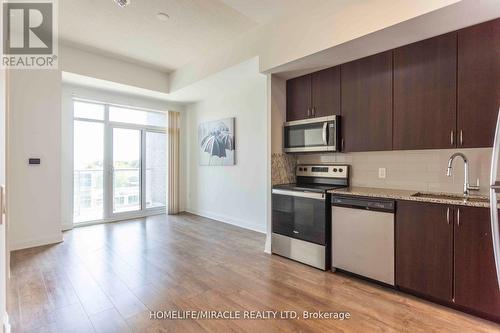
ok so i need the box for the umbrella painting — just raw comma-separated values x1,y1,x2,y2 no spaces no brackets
198,117,235,166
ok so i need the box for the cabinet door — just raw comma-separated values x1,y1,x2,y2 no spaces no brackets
394,33,457,150
396,201,453,302
457,18,500,148
286,75,311,121
454,206,500,321
341,51,393,152
311,66,340,118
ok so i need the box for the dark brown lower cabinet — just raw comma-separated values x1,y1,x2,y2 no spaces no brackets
396,200,500,322
454,206,500,321
396,201,453,302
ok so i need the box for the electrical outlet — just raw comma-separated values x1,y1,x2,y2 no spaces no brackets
378,168,386,179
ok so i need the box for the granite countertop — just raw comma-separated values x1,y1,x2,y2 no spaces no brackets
328,186,495,208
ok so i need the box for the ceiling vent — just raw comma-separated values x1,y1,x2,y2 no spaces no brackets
114,0,131,7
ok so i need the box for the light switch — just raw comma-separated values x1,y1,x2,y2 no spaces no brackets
378,168,386,179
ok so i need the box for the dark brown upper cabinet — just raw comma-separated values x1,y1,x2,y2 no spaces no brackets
341,51,393,152
454,206,500,321
311,67,341,118
393,33,457,150
286,74,311,121
457,18,500,148
396,201,454,302
286,67,340,122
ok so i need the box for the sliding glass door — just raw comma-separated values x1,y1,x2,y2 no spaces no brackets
112,127,142,214
73,100,166,225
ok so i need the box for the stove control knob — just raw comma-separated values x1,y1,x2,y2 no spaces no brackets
333,168,338,172
339,168,343,173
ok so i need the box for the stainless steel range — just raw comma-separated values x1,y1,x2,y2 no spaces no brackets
271,164,349,270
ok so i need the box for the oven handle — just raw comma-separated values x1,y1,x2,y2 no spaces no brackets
272,189,325,200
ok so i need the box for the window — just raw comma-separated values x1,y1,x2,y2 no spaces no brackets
109,106,166,127
74,101,105,120
82,173,92,187
146,131,167,208
81,196,92,208
128,195,139,204
73,118,104,223
73,99,167,224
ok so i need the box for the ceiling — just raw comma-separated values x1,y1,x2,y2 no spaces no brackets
60,0,322,72
218,0,329,24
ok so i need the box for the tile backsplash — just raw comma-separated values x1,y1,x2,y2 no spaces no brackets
296,148,492,195
272,153,297,185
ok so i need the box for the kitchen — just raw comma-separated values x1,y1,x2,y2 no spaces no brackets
271,17,500,323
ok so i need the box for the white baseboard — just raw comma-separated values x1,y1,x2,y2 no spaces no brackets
3,312,10,333
186,208,266,234
10,233,63,251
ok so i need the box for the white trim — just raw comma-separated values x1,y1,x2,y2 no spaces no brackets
74,209,165,228
186,208,266,234
10,234,63,251
3,312,10,333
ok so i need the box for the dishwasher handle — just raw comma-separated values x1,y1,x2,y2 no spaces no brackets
331,196,395,213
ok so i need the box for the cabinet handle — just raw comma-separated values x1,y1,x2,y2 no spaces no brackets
460,130,463,146
450,130,454,146
312,107,316,117
457,208,460,227
341,138,345,151
446,207,450,224
307,108,311,117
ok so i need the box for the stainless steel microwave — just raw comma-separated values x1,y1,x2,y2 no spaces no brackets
283,116,339,153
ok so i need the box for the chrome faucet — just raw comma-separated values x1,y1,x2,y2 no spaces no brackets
446,152,480,196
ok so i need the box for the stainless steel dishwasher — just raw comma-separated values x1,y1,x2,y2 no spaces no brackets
331,196,395,286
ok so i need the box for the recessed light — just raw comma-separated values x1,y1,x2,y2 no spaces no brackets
156,12,170,21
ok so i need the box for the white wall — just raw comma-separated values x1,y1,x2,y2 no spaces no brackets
7,69,63,251
183,58,268,233
60,44,169,93
61,84,185,230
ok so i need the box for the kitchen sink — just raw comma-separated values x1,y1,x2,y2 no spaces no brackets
411,192,490,203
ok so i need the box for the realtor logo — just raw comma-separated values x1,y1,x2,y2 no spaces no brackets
2,0,58,69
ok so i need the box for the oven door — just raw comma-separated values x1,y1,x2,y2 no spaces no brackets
283,116,338,153
272,189,326,245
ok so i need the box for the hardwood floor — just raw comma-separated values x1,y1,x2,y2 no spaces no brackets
8,213,500,332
